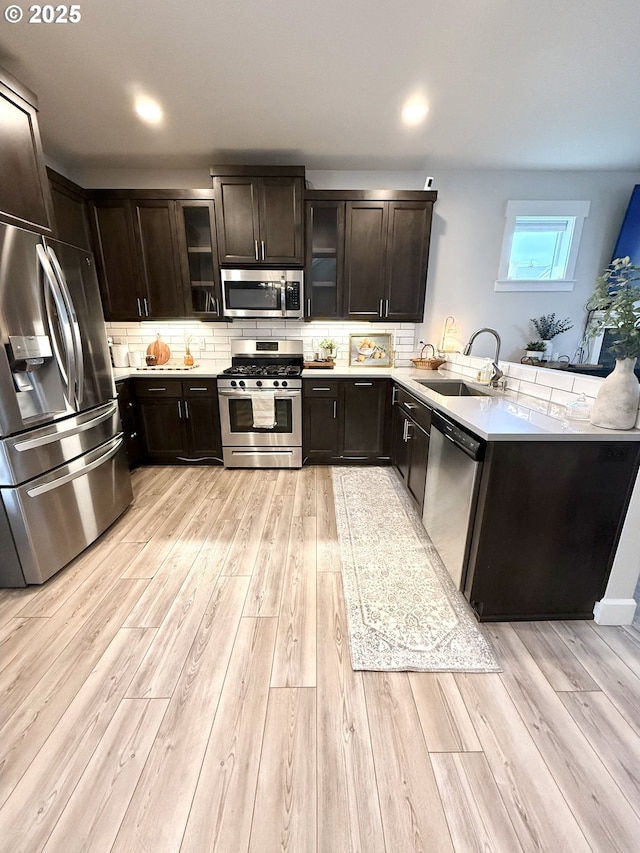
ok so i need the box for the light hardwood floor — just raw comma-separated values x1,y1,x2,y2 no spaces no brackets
1,465,639,853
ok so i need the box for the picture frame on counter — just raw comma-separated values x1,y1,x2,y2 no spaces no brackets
348,333,393,367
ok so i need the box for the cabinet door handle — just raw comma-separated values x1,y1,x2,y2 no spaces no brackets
261,240,266,260
378,299,384,318
333,400,337,419
136,297,142,317
143,297,149,317
406,422,412,440
392,386,398,405
177,400,182,418
384,299,389,317
306,297,311,317
354,382,373,386
402,419,408,441
184,400,190,419
254,240,259,260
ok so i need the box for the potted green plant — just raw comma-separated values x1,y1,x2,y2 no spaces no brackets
530,313,574,360
586,256,640,429
319,338,337,361
524,340,546,360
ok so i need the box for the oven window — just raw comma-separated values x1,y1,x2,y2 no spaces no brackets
225,282,280,310
228,398,293,433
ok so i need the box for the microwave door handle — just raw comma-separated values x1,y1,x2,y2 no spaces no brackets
280,275,287,317
47,246,84,408
37,244,76,403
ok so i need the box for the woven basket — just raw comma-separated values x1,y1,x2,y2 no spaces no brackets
411,356,447,370
411,343,446,370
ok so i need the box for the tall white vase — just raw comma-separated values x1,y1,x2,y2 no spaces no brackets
590,357,640,430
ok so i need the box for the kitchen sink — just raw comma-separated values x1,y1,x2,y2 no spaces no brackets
417,380,489,396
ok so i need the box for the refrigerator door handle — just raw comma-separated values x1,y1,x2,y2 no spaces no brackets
37,244,77,402
26,436,124,498
14,401,118,452
46,246,85,408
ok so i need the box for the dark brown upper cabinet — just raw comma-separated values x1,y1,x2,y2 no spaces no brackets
90,190,221,321
305,189,436,323
212,166,304,266
47,169,92,251
91,198,141,320
91,195,186,320
132,199,185,318
0,66,54,234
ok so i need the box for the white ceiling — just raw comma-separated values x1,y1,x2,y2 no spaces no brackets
2,0,639,175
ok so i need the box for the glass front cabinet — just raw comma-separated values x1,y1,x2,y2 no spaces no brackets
177,200,223,319
305,199,344,319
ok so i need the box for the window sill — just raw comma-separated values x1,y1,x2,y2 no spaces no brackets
494,279,575,293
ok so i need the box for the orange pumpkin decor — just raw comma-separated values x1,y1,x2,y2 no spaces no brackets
146,333,171,365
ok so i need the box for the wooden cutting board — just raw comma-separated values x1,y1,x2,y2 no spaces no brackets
147,334,171,365
304,360,335,369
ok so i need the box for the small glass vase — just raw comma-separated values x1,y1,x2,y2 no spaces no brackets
183,347,194,367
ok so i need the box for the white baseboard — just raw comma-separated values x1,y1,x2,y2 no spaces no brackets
593,598,638,625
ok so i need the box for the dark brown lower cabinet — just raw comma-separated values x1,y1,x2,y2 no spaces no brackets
391,385,432,511
115,380,142,469
303,378,391,463
134,379,222,464
464,440,640,621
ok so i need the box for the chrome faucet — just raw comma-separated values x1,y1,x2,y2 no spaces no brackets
463,327,504,387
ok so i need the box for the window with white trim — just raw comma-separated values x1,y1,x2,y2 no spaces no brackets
495,200,590,292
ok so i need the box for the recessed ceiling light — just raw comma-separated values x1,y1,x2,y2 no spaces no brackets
134,97,163,125
401,98,428,126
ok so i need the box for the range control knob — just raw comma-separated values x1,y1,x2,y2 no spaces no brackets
281,380,288,388
273,380,279,388
239,380,245,388
256,380,262,387
230,380,237,387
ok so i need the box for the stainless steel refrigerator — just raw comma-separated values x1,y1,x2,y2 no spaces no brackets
0,222,133,586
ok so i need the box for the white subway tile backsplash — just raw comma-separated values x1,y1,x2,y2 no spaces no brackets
518,380,552,401
571,375,605,398
535,370,575,392
550,387,580,407
508,363,541,382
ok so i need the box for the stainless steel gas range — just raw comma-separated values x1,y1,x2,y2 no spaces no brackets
218,340,303,468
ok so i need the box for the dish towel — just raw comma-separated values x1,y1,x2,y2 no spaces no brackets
251,391,277,428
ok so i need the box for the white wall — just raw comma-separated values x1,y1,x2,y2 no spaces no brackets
417,170,640,362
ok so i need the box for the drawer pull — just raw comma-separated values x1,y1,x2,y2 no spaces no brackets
354,382,373,387
147,387,167,392
312,387,332,391
188,387,209,391
404,402,416,410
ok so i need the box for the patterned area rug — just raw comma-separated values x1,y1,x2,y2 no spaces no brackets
332,466,500,672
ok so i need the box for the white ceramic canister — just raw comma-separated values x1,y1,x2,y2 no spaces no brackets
111,343,130,367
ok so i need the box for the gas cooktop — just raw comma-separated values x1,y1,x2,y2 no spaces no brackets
221,364,302,378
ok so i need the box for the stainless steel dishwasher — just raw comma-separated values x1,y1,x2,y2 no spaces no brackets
422,410,484,589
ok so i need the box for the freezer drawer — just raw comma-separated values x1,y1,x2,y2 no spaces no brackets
0,401,120,486
0,434,132,585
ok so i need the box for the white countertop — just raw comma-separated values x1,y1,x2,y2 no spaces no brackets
113,362,640,442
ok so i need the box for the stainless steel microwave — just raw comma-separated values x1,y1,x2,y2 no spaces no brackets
221,269,304,319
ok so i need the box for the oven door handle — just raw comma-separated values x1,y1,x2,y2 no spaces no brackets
218,388,301,398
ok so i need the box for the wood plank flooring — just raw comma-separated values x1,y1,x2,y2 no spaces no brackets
1,465,639,853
